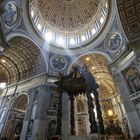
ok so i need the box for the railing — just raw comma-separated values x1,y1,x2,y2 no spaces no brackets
130,91,140,101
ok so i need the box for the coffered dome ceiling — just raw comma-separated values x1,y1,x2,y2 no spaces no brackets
37,0,100,31
30,0,109,48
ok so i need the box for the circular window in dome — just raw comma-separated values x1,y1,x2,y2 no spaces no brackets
29,0,109,48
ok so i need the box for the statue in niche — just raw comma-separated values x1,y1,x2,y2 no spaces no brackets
14,119,23,140
47,120,57,140
123,117,130,138
27,119,34,136
108,33,122,51
3,3,18,26
125,67,140,93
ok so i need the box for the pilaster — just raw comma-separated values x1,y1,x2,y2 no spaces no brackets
62,93,70,140
113,72,140,136
33,84,51,140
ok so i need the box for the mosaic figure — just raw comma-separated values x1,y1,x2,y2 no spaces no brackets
3,3,18,26
52,57,65,70
108,33,122,51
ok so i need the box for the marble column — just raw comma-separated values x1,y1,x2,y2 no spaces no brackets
114,72,140,136
56,89,62,135
62,93,70,139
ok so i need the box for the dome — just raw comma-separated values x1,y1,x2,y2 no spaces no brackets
30,0,109,48
36,0,100,31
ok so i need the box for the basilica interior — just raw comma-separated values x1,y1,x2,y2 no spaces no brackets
0,0,140,140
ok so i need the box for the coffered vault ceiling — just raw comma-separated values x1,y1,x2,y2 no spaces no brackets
116,0,140,42
30,0,109,48
72,54,117,99
0,37,46,84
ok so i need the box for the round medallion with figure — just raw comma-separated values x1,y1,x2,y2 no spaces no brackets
3,2,18,27
108,32,122,51
50,55,66,71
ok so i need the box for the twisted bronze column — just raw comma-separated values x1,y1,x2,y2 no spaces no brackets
94,90,104,134
87,88,98,133
70,95,75,135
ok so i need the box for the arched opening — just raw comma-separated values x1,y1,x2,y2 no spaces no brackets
0,36,47,85
69,53,117,99
2,94,28,140
68,53,125,136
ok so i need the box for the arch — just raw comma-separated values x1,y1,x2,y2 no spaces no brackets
11,94,29,111
67,51,112,74
67,52,117,99
0,35,47,84
2,93,29,140
1,34,48,84
6,33,48,72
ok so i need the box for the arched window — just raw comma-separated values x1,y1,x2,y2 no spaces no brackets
2,94,28,140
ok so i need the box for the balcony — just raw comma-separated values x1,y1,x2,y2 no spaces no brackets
130,91,140,101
